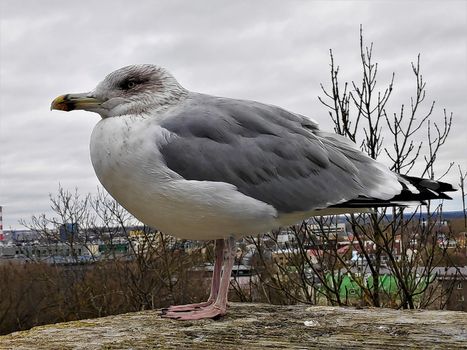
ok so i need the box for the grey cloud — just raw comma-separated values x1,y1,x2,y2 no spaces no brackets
1,0,465,228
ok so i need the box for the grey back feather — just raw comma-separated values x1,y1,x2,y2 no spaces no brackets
159,93,397,213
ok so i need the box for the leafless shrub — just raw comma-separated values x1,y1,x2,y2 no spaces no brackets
250,26,462,310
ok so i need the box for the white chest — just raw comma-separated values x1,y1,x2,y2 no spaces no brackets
91,117,171,182
90,117,178,221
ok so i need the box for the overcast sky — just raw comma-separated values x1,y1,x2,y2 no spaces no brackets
1,0,466,230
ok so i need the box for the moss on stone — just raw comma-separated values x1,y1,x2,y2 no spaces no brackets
0,303,466,349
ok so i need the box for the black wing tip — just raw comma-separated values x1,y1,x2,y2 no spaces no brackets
400,175,457,193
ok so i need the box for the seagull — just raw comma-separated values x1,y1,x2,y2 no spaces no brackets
51,64,455,320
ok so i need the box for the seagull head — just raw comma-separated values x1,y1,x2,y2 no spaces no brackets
51,64,187,118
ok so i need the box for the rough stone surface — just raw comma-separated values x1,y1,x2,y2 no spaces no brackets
0,303,466,349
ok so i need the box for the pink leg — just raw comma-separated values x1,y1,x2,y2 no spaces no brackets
162,236,236,320
162,239,224,313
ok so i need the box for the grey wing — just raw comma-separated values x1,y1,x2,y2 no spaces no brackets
159,94,401,213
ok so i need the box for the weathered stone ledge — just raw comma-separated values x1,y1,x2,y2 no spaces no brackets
1,303,466,349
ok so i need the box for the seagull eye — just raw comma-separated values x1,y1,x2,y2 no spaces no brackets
120,79,137,90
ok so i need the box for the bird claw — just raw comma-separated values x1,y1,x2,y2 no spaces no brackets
160,304,226,320
162,299,215,313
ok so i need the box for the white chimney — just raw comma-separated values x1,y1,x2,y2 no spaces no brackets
0,206,4,241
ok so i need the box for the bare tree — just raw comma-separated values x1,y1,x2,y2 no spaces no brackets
249,27,460,310
317,26,458,309
4,185,210,334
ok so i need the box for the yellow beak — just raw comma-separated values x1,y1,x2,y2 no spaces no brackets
51,93,102,112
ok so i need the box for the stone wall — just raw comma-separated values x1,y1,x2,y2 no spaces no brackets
0,303,466,349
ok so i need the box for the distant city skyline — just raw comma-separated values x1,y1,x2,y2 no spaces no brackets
1,0,466,229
